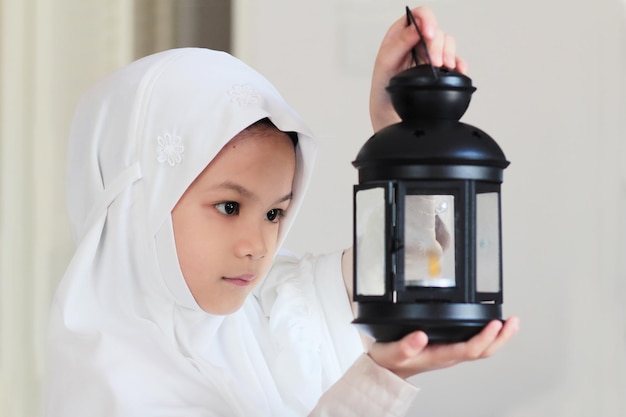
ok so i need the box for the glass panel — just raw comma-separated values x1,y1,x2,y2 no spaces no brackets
476,192,501,292
405,195,456,287
356,188,386,296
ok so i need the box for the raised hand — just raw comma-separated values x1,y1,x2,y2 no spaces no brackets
369,6,468,132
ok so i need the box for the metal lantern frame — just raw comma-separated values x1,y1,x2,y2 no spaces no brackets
352,166,506,343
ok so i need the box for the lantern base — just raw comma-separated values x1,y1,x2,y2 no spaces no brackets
353,302,502,343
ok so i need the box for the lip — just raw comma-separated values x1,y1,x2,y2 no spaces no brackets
222,274,256,287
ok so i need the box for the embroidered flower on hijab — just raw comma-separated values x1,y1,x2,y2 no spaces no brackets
156,132,184,166
228,84,260,107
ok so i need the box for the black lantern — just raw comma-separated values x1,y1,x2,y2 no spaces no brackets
352,18,509,344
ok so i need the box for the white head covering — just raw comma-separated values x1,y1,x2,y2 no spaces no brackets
45,48,333,416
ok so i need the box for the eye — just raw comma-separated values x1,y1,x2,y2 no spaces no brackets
215,201,239,216
266,209,285,223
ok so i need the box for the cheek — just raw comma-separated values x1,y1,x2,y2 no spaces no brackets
266,223,282,252
264,227,282,261
254,256,276,290
172,205,218,274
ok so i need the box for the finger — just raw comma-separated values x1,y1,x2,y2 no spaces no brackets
442,34,458,69
386,6,438,40
411,6,438,39
457,319,504,360
380,6,427,45
455,56,469,74
379,20,427,72
377,6,438,69
481,316,520,358
425,28,445,67
394,25,423,68
369,331,428,367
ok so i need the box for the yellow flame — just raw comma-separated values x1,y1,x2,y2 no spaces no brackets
427,249,441,277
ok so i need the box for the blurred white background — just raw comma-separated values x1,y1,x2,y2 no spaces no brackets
1,0,624,416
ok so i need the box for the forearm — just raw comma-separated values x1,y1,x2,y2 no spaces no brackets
341,247,355,314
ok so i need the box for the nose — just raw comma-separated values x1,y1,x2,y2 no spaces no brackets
234,226,268,261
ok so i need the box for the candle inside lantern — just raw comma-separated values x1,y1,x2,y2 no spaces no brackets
427,248,441,277
405,195,456,288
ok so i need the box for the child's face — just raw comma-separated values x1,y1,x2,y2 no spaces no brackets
171,126,296,314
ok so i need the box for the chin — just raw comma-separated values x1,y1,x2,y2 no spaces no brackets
199,299,246,316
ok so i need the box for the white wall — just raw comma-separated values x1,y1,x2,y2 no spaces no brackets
234,0,626,415
0,1,134,416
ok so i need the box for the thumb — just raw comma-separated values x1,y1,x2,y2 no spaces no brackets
368,331,429,371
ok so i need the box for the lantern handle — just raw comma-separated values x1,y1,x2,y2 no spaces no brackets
405,6,439,81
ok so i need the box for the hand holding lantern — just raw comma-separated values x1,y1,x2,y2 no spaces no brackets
355,4,519,383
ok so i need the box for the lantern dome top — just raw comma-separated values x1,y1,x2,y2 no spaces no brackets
353,64,509,182
387,64,476,121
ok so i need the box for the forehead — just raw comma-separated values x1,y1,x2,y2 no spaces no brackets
214,123,295,165
186,125,296,192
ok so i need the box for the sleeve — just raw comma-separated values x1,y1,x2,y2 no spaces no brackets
311,250,364,373
308,354,419,417
255,250,364,388
259,251,420,416
307,252,420,416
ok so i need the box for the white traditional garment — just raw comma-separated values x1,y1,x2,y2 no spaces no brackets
45,48,367,417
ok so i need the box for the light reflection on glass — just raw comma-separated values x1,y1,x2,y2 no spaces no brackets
355,187,386,296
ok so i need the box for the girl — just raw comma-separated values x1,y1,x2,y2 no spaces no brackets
45,7,518,417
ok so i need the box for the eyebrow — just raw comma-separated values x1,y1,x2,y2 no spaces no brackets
215,181,293,205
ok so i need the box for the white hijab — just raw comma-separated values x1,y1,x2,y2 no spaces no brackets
46,48,356,417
